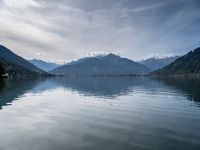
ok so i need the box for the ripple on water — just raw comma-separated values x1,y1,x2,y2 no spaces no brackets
0,77,199,150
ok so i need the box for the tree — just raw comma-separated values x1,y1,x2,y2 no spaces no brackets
0,61,5,76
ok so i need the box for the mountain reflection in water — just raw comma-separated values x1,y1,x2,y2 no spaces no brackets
0,77,199,150
0,77,200,108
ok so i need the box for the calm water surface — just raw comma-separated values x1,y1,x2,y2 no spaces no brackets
0,77,200,150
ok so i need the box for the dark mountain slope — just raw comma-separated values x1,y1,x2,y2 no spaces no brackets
0,45,49,76
50,54,151,76
0,62,5,77
151,47,200,76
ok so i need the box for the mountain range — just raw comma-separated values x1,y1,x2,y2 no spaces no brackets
50,54,151,76
0,45,49,77
151,47,200,76
29,59,61,72
139,56,180,71
1,44,200,77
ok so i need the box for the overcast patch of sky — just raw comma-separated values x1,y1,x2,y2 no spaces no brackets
0,0,199,62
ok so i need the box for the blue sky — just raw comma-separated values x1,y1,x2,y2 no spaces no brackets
0,0,200,63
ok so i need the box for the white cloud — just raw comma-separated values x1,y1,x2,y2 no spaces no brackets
1,0,40,9
0,0,199,62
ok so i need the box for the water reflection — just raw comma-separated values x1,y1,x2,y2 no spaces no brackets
49,77,200,104
0,79,5,93
50,77,168,99
0,77,200,108
158,78,200,103
0,78,44,109
0,77,199,150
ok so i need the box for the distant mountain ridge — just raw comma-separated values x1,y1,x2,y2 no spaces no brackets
50,54,151,76
139,56,179,71
29,59,61,72
151,47,200,76
0,45,49,76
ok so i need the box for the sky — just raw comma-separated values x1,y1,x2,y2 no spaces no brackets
0,0,200,63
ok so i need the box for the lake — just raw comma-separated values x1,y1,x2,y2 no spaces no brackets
0,77,200,150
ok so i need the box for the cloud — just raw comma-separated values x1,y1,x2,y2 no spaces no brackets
1,0,40,9
123,1,174,13
0,0,200,62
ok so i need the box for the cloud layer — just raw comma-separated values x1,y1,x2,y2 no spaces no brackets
0,0,200,62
